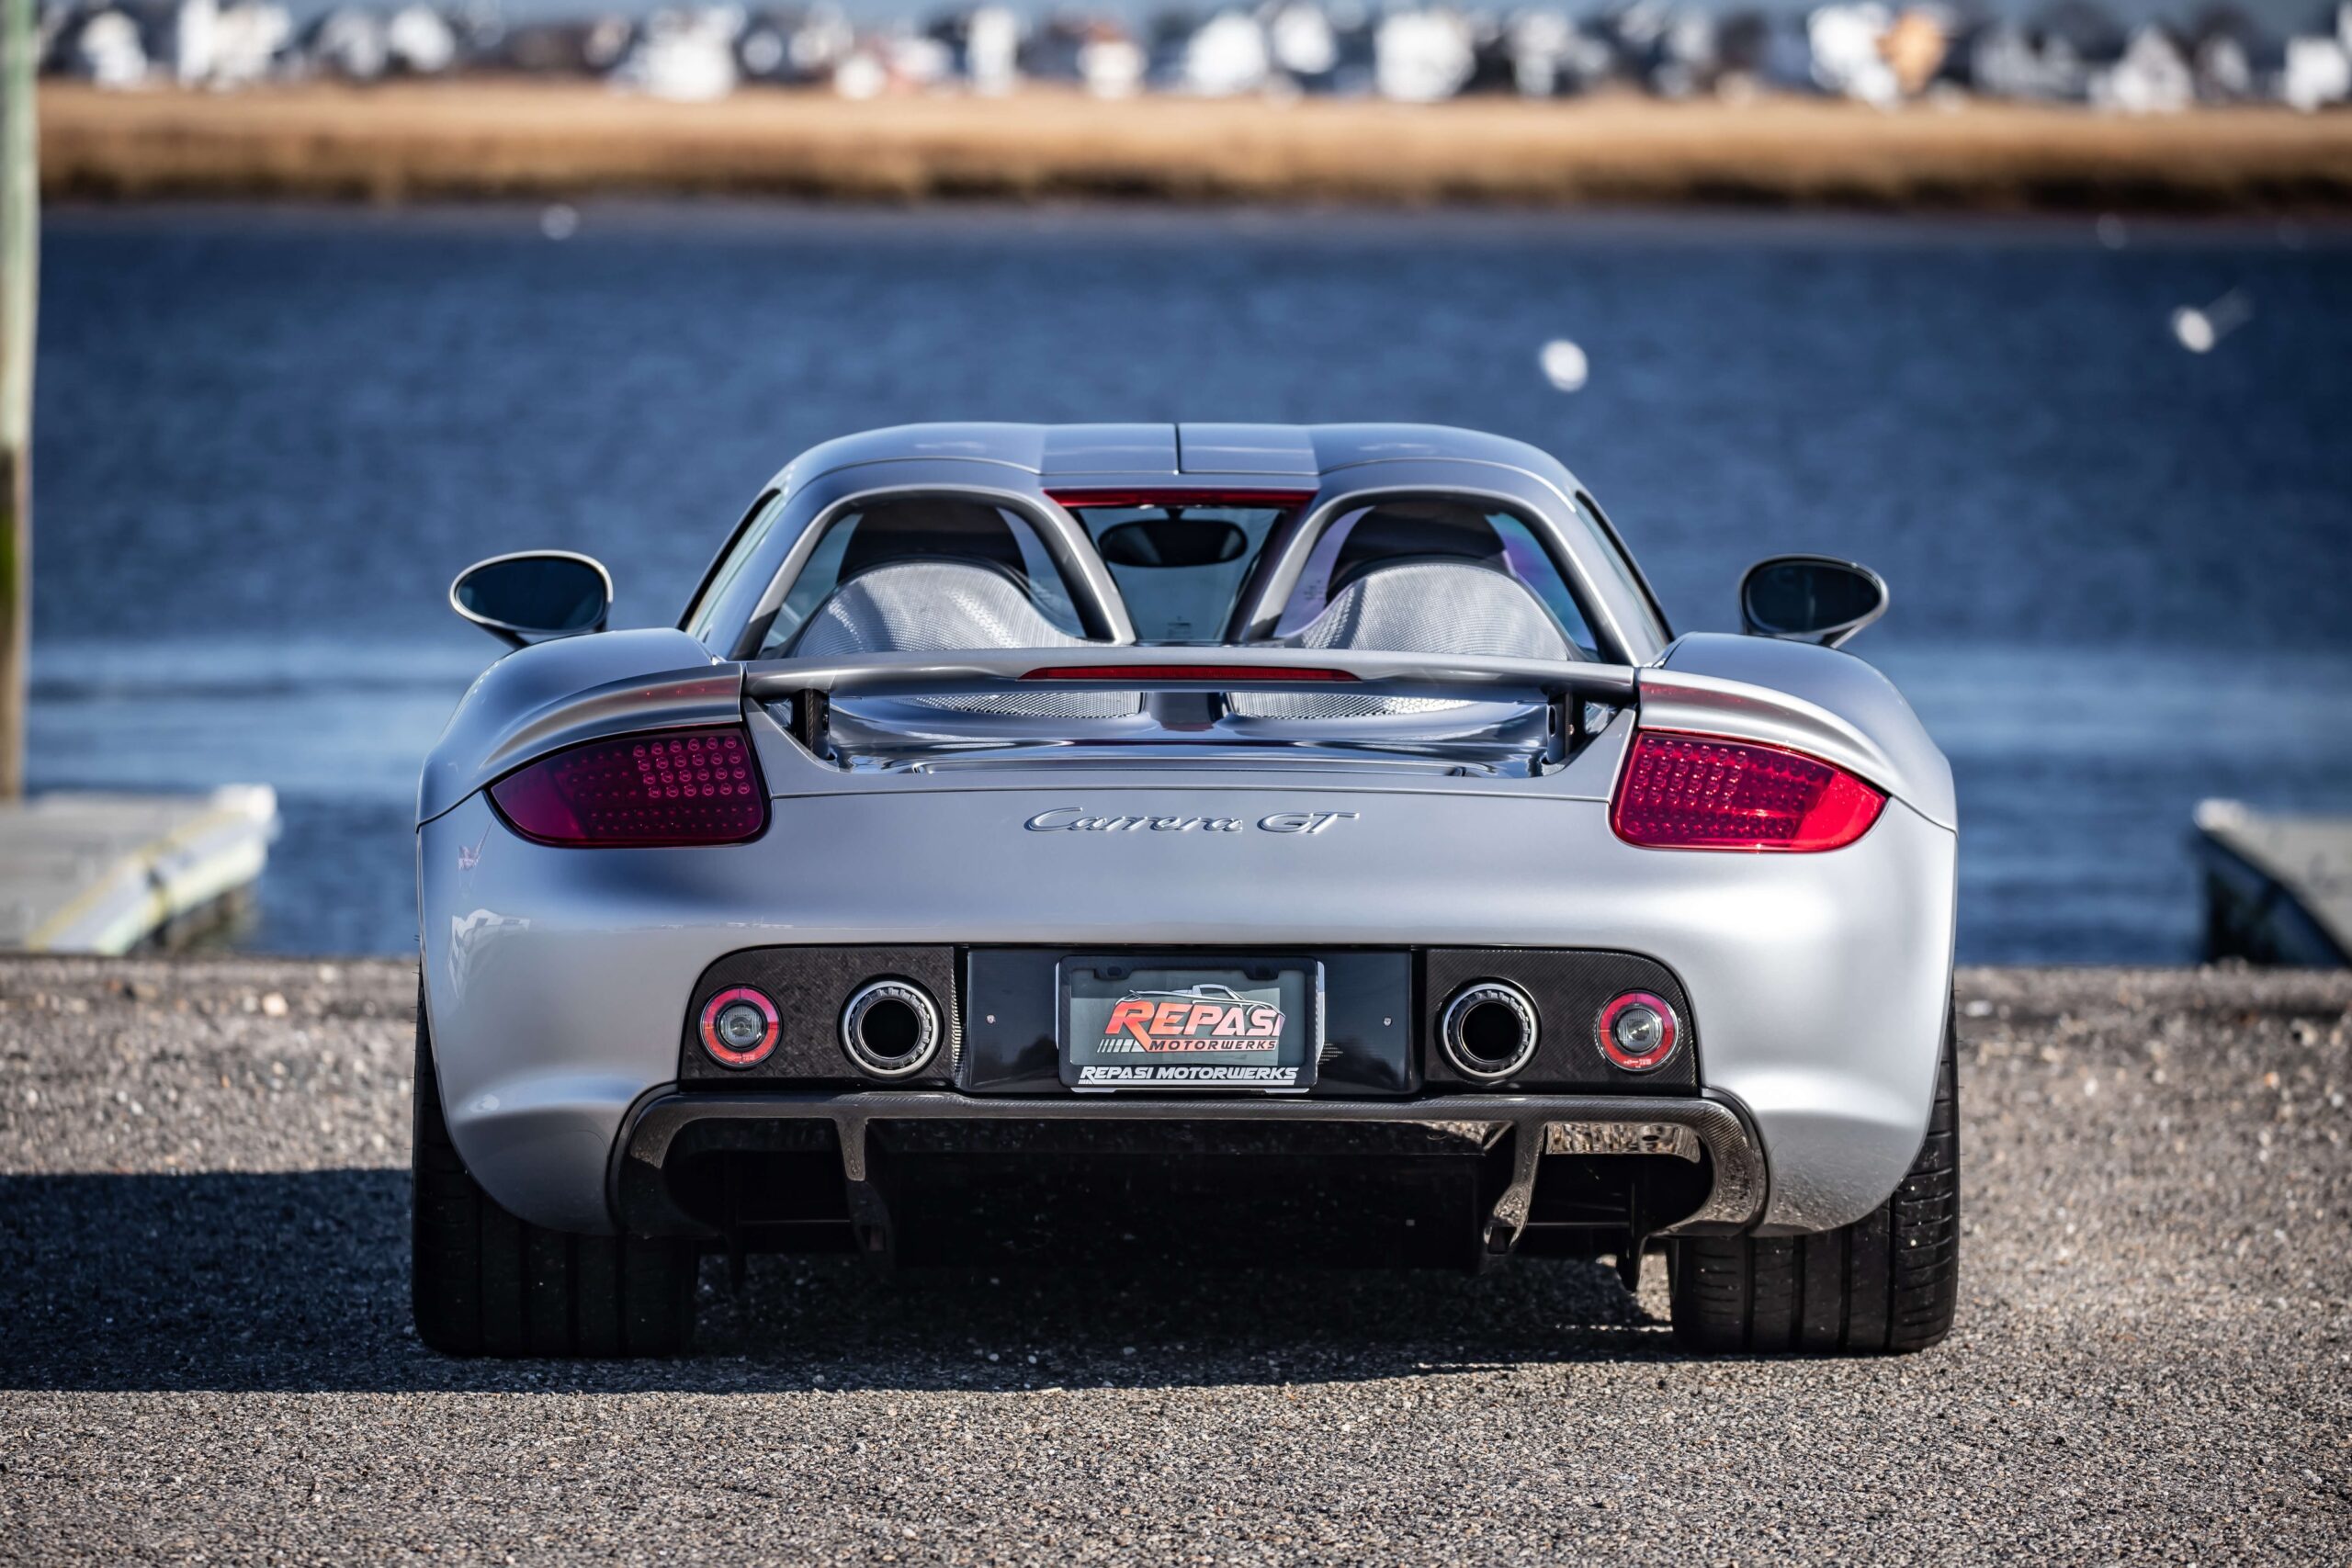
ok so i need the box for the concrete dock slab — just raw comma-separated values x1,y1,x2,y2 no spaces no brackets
0,785,278,953
2194,799,2352,966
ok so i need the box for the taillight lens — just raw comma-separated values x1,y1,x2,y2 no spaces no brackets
1611,730,1884,852
490,727,767,847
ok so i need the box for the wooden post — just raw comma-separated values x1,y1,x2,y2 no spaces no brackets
0,0,33,799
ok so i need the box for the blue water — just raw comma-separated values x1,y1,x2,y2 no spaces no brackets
31,204,2352,962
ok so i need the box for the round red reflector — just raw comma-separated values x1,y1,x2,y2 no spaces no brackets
1596,991,1679,1073
699,987,780,1069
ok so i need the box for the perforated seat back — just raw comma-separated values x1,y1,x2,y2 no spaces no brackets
1233,559,1575,718
790,560,1137,717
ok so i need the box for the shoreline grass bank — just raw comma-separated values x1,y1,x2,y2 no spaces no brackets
41,82,2352,209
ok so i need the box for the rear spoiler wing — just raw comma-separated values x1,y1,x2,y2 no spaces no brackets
743,646,1951,823
743,646,1636,699
421,636,1946,826
742,646,1640,759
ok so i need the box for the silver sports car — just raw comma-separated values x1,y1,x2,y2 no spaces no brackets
415,423,1958,1358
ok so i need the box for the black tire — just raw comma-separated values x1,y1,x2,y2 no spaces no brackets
1667,1008,1959,1355
412,988,698,1357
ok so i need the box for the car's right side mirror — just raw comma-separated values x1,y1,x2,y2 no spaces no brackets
1738,556,1888,649
450,551,613,649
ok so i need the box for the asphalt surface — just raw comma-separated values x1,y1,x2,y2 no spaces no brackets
0,957,2347,1564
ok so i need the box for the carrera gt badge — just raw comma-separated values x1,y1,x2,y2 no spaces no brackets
1023,807,1358,834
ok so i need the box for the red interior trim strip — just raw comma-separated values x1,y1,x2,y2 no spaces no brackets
1019,663,1358,683
1045,489,1318,510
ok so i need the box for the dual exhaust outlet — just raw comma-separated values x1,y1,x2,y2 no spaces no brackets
1439,980,1680,1080
707,972,1672,1083
697,978,944,1078
837,980,944,1078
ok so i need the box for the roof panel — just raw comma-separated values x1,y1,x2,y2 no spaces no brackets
1306,424,1569,481
786,423,1049,481
781,422,1579,494
1039,424,1179,476
1177,423,1321,476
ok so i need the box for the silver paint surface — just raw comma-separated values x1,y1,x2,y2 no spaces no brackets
422,770,1951,1235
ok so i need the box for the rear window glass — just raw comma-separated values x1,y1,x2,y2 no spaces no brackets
760,498,1084,657
1570,491,1669,649
1070,502,1292,643
1274,500,1600,657
686,489,786,650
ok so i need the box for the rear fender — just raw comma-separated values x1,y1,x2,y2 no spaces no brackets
417,628,739,826
1645,634,1955,830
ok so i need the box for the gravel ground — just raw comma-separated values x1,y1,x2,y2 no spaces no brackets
0,956,2347,1565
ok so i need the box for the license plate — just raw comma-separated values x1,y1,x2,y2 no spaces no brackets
1058,959,1322,1091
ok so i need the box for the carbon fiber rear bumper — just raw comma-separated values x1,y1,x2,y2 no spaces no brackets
610,1089,1767,1263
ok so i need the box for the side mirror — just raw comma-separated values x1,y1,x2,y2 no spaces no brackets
1738,555,1888,649
450,551,613,648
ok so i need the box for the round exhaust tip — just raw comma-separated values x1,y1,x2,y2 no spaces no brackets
1439,981,1540,1082
840,979,943,1079
699,986,779,1070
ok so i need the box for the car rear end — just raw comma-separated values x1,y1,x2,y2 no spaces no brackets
417,648,1956,1292
415,425,1957,1356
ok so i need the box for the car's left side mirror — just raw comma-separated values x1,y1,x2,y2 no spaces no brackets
450,551,613,649
1738,556,1888,649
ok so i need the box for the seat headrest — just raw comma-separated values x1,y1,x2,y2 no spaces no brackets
787,560,1136,718
789,559,1085,660
834,499,1031,583
1231,560,1573,720
1328,501,1510,593
1290,558,1575,662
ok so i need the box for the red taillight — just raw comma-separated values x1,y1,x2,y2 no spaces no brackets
1019,663,1358,683
490,727,767,847
1611,730,1885,852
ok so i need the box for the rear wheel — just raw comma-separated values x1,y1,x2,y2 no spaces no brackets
1666,1009,1959,1355
412,989,698,1356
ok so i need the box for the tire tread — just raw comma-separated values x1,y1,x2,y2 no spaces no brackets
1668,1006,1960,1356
411,984,696,1358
